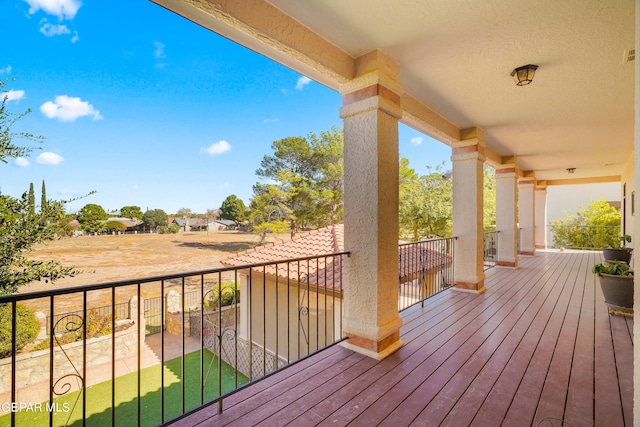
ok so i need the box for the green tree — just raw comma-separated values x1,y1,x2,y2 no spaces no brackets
251,126,343,236
27,182,35,215
0,79,77,294
220,194,247,221
483,166,496,231
40,180,47,215
175,207,193,217
121,205,143,220
549,198,621,249
399,159,453,240
0,191,78,294
143,208,168,229
103,220,127,232
77,203,108,233
0,79,43,162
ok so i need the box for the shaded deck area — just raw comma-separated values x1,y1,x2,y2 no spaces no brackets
168,250,633,426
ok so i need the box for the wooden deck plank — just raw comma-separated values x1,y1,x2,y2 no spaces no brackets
562,251,597,426
291,280,522,425
434,250,576,427
493,252,587,426
375,253,570,426
348,255,567,426
610,312,635,427
164,251,633,427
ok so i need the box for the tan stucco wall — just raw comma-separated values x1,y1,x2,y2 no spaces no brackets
239,272,342,362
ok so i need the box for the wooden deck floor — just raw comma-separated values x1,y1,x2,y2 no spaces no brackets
167,250,633,427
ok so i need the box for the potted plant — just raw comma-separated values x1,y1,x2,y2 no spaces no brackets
592,260,634,315
602,234,632,263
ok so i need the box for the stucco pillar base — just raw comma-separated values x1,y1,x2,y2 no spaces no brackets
520,251,535,256
535,244,547,249
453,280,486,294
341,330,403,360
497,260,518,268
342,315,403,360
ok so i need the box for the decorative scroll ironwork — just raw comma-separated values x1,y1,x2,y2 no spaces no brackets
202,283,239,387
52,313,85,426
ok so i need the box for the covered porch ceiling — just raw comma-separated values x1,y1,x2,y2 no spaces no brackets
153,0,635,183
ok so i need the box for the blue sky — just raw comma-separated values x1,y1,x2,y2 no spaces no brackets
1,0,452,215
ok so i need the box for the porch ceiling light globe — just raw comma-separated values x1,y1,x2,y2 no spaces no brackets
511,64,538,86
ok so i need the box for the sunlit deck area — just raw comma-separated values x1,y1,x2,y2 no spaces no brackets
168,250,633,426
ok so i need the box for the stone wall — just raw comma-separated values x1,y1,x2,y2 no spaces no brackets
0,325,139,395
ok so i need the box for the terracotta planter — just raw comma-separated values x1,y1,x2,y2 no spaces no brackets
598,273,634,315
602,248,633,263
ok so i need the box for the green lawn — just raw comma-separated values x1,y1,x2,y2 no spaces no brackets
0,350,248,427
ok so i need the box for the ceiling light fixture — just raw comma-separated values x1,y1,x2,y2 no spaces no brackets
567,168,576,174
511,64,538,86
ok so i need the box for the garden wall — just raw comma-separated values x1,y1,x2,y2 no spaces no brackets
0,325,139,395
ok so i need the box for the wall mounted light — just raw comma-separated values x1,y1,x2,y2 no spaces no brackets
511,64,538,86
567,167,576,174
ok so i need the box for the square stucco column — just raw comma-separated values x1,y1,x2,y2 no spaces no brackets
535,183,547,249
518,178,536,256
452,129,485,293
339,51,403,360
495,166,518,268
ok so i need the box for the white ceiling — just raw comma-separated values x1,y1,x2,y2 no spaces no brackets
267,0,636,181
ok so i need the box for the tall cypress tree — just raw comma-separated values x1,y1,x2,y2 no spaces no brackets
27,182,35,215
41,180,47,214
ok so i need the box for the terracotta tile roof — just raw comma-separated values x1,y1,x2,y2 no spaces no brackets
221,225,451,289
221,225,345,290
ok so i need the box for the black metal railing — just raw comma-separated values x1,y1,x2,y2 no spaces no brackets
0,252,348,426
483,230,498,270
398,237,455,312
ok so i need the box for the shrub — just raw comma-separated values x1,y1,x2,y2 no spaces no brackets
0,303,41,358
205,281,240,308
31,310,114,352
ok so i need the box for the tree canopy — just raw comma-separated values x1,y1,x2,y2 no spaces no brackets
220,194,247,222
0,79,43,163
549,198,621,249
0,80,78,295
120,205,143,220
77,203,108,232
250,126,343,237
143,208,168,229
399,159,453,240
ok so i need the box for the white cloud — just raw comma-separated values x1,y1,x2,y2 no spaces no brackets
153,41,165,59
57,188,76,195
1,90,26,103
36,152,64,165
24,0,82,20
153,41,166,68
201,140,231,156
263,118,279,123
0,65,11,75
39,22,70,37
295,76,311,90
40,95,102,121
219,182,230,189
130,184,139,191
70,31,79,43
410,137,424,146
14,157,30,167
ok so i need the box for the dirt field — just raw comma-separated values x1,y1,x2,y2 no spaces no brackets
19,231,278,314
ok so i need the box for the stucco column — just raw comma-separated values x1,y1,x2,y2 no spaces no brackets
518,177,536,256
339,50,403,360
451,128,485,293
535,182,547,249
495,165,519,268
